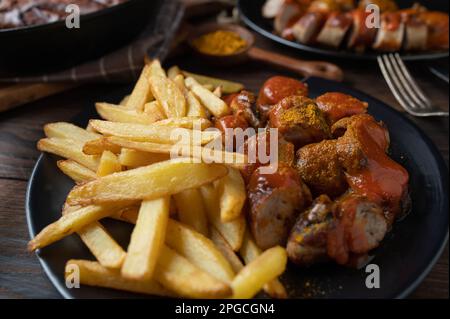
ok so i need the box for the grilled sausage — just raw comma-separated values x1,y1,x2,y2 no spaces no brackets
316,12,353,48
287,194,334,266
315,92,368,125
268,95,330,148
248,164,312,250
372,12,405,52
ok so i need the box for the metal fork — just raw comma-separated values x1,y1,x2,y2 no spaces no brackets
377,53,449,117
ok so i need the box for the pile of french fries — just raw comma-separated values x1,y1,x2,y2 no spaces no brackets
29,60,288,299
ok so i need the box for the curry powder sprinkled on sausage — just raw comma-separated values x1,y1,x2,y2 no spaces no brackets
192,30,247,56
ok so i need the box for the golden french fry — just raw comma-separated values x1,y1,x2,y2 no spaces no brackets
154,245,231,298
173,74,185,90
240,230,288,299
182,70,244,94
213,86,222,98
122,197,170,280
200,184,245,251
118,148,169,168
166,219,235,283
96,102,160,125
89,120,219,145
186,90,208,118
173,189,209,236
38,138,100,171
147,59,167,78
67,160,228,205
96,150,122,177
231,246,287,299
203,84,214,91
106,137,246,168
119,95,130,106
210,227,244,274
62,154,126,269
217,167,246,222
143,101,166,121
65,260,173,296
185,77,229,118
149,61,186,118
44,122,100,143
57,160,96,183
152,117,211,130
85,122,96,133
77,222,126,269
82,137,122,155
28,204,125,251
125,64,154,111
167,65,182,80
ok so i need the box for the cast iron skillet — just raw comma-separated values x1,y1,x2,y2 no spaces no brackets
0,0,163,75
26,77,449,298
238,0,449,61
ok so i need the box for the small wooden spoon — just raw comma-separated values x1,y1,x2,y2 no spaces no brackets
188,23,343,81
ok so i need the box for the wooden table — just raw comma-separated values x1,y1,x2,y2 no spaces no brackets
0,27,448,299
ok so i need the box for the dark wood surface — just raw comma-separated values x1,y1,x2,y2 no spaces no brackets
0,22,448,299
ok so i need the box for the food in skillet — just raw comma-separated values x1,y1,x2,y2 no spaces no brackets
0,0,127,29
29,61,409,298
262,0,449,52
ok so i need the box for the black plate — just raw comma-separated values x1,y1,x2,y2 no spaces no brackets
0,0,163,75
238,0,449,61
26,78,448,299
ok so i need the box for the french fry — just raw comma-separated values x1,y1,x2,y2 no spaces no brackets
38,138,100,171
231,246,287,299
97,150,122,177
89,120,219,145
152,117,211,130
200,184,245,251
217,167,246,222
213,86,222,98
125,64,154,111
147,59,167,78
240,230,288,299
65,260,173,296
173,74,185,90
149,61,186,118
28,204,125,251
44,122,100,143
119,95,130,106
173,189,209,236
122,197,170,280
182,70,244,94
167,65,182,80
186,90,208,118
63,153,126,269
96,102,160,125
154,245,231,298
173,74,208,119
144,101,166,122
118,148,169,168
210,227,244,274
67,160,228,205
185,77,229,118
57,160,96,183
166,219,235,283
106,137,246,167
77,222,126,269
82,137,122,155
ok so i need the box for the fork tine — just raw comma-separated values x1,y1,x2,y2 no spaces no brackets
388,54,428,110
393,53,432,108
378,55,419,114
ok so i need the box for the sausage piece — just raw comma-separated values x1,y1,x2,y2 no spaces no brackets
248,164,312,250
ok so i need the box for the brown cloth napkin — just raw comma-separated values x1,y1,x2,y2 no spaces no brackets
0,0,185,84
